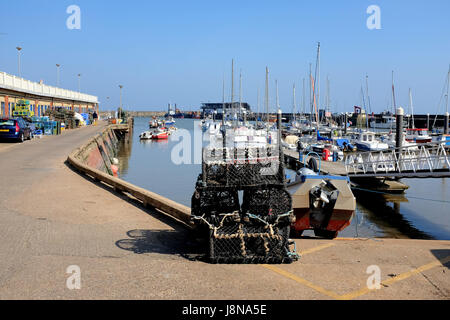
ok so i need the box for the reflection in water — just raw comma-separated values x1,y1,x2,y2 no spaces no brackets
353,191,434,239
116,135,133,177
117,117,450,240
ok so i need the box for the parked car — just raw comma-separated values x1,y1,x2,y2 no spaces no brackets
0,118,32,142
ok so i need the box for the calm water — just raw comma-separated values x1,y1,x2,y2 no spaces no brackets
117,117,450,240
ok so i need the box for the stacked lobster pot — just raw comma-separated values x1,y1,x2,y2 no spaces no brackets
191,125,299,264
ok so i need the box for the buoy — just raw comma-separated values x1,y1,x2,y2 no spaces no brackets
111,158,119,177
322,149,330,161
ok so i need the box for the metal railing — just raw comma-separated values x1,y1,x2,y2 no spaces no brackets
0,71,98,103
344,142,450,177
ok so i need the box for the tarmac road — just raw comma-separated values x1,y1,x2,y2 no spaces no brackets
0,121,448,300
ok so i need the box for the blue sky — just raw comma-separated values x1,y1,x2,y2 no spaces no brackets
0,0,449,114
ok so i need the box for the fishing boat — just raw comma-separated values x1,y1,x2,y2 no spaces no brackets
354,131,389,151
405,128,432,144
151,127,169,139
289,166,356,239
282,135,299,150
164,116,176,126
139,131,153,140
149,118,162,128
381,132,419,150
370,114,396,129
140,127,169,140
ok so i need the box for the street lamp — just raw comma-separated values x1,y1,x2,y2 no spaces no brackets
77,73,81,92
16,47,22,77
56,64,61,87
119,85,123,109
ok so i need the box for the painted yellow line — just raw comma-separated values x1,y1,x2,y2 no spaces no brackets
262,264,342,300
262,240,450,300
340,255,450,300
299,242,336,255
334,237,370,241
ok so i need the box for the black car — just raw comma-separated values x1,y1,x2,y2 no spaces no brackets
0,118,33,142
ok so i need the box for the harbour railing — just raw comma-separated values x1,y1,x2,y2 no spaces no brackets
344,142,450,178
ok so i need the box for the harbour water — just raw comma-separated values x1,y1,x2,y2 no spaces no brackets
117,117,450,240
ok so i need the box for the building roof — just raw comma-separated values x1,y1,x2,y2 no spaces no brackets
201,102,251,111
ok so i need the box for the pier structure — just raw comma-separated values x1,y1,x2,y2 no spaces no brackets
0,71,99,117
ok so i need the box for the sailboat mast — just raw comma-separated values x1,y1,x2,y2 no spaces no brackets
239,69,242,125
292,83,296,122
366,75,371,115
317,42,321,124
222,74,225,126
231,59,235,127
265,67,269,125
392,71,397,113
276,80,279,110
327,76,330,113
446,65,450,114
302,78,306,116
309,64,313,127
409,88,415,129
257,87,260,125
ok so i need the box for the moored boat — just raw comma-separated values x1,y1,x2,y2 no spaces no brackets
290,166,356,239
354,131,389,152
405,128,432,144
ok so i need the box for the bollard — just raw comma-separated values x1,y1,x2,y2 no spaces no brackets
344,113,348,135
395,107,404,178
277,108,282,153
445,112,449,135
396,107,404,150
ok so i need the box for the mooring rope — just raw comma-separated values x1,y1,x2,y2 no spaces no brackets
352,186,450,204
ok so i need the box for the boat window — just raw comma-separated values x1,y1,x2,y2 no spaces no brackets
368,135,373,142
363,135,367,141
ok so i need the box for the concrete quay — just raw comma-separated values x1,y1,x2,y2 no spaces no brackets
0,122,448,300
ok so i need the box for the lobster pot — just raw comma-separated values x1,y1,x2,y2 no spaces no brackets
192,186,296,264
209,220,293,264
192,140,299,264
203,146,283,187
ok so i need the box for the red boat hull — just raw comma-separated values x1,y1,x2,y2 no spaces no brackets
152,133,168,139
292,207,354,236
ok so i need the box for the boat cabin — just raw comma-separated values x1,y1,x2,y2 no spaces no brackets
405,128,432,143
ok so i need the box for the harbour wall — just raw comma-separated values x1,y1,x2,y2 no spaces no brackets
67,121,192,228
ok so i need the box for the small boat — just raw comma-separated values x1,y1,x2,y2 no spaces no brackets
370,113,397,129
354,131,389,152
405,128,432,144
151,127,169,139
149,119,161,128
140,128,169,140
164,116,176,126
290,166,356,239
167,126,178,134
381,132,419,150
139,131,153,140
282,135,299,150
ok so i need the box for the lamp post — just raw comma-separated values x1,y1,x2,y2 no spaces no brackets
119,85,123,109
77,74,81,92
16,47,22,77
56,64,61,86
